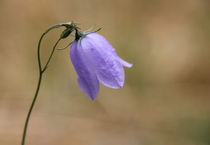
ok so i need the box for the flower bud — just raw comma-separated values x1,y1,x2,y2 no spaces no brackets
60,27,74,39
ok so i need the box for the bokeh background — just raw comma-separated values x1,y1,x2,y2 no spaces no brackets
0,0,210,145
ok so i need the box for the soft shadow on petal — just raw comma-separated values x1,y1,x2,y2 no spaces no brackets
80,39,125,89
97,60,125,89
70,42,99,100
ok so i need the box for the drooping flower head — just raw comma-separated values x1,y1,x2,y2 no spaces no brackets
70,30,132,100
20,22,132,145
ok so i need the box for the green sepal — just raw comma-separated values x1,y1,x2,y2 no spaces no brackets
60,27,74,39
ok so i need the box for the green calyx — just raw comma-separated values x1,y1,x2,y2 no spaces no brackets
75,26,102,41
60,21,79,39
75,29,84,41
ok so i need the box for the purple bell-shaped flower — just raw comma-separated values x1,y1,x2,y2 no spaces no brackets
70,32,132,100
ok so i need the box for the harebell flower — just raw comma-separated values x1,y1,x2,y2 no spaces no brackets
70,30,132,99
21,22,132,145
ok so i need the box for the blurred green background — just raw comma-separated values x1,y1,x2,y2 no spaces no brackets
0,0,210,145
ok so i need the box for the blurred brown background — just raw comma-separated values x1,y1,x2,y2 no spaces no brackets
0,0,210,145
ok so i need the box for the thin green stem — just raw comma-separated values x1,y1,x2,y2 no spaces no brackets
21,72,43,145
21,24,64,145
37,24,63,72
42,38,62,73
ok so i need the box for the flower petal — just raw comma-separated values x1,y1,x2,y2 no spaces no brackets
87,33,116,53
117,57,133,68
87,33,133,68
96,55,125,88
70,41,99,99
80,34,125,89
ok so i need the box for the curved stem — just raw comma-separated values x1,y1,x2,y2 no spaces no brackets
42,38,62,73
21,72,43,145
21,25,64,145
57,41,73,50
37,24,64,72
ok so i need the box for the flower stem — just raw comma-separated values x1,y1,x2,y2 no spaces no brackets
21,24,63,145
42,38,62,73
21,71,43,145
